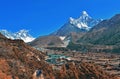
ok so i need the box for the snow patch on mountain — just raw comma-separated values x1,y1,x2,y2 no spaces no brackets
0,29,35,42
82,11,89,16
59,36,66,40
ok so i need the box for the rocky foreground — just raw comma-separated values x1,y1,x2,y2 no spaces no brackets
0,33,119,79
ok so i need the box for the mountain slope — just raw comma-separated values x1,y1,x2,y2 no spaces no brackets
51,11,102,36
30,35,64,47
0,29,35,42
52,22,85,36
78,14,120,45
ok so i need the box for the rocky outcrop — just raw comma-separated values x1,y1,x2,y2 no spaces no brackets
55,62,118,79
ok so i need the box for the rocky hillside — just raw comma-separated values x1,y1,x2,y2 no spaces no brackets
57,62,118,79
0,33,52,79
0,33,118,79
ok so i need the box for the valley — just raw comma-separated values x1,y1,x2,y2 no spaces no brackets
0,32,119,79
44,49,120,78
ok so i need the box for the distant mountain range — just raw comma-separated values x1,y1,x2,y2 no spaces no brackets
30,11,102,48
0,29,35,42
51,11,102,36
1,11,120,53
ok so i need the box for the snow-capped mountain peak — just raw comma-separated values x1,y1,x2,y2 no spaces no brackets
81,11,89,17
0,30,15,39
79,11,92,20
0,29,35,42
15,30,30,38
69,11,101,30
69,17,74,22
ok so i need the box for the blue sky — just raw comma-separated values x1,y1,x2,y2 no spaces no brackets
0,0,120,37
